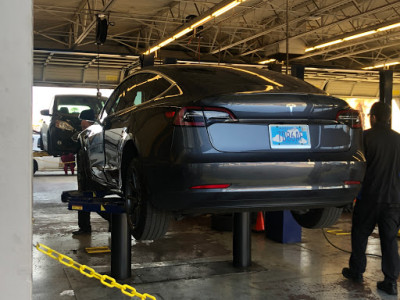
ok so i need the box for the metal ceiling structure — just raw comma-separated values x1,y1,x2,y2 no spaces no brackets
33,0,400,95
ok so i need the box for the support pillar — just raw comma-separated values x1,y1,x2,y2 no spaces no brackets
232,212,251,268
291,65,305,80
140,54,154,68
163,57,177,64
111,213,131,279
268,64,282,73
379,70,393,105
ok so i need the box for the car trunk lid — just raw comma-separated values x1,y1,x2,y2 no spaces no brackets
183,93,360,153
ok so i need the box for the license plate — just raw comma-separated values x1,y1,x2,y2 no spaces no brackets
269,124,311,149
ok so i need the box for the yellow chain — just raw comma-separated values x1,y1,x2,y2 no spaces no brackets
36,243,156,300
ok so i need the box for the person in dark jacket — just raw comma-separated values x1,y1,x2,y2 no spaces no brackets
342,102,400,295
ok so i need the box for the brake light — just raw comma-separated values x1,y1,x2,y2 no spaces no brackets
336,109,362,128
174,107,205,126
344,181,361,185
173,106,237,127
164,111,176,119
190,184,231,189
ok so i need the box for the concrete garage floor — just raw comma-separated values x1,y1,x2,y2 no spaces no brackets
33,173,398,300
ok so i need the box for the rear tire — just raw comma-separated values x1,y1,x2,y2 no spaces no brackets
33,160,38,174
124,159,170,240
291,207,343,229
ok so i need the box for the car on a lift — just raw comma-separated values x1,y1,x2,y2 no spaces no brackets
40,94,106,156
76,64,366,240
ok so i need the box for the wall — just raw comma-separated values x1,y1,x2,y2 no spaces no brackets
0,1,32,298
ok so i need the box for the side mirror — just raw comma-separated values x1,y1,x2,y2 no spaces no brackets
40,109,50,116
79,109,95,121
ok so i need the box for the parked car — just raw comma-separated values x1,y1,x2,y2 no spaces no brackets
33,132,63,174
76,64,365,240
40,94,106,156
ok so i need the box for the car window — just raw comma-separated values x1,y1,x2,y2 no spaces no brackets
140,75,172,101
53,95,106,117
105,73,173,115
154,85,182,100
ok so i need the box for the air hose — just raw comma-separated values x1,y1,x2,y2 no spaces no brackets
321,228,382,258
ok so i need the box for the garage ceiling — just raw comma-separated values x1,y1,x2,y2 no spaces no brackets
34,0,400,96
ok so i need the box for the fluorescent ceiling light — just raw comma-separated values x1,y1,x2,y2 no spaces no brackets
362,61,400,70
377,22,400,32
143,0,246,55
343,30,376,41
212,1,241,17
159,38,174,48
305,21,400,53
258,58,276,64
145,46,160,55
173,28,193,39
190,16,212,29
314,39,343,49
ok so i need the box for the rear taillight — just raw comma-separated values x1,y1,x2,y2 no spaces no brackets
344,180,361,185
173,107,237,127
336,109,362,128
190,184,231,189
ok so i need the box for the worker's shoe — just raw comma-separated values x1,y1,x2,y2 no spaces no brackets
377,280,398,295
72,229,91,235
342,267,363,283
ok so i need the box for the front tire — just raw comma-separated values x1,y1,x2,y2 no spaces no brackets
291,207,343,229
124,159,170,240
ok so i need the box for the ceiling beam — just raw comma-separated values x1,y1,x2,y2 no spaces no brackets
209,0,353,55
238,1,400,59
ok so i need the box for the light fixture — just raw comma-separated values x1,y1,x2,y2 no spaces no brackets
313,39,342,49
342,30,376,41
305,21,400,53
211,1,241,17
258,58,276,64
377,22,400,32
190,16,212,29
362,61,400,70
173,28,193,39
144,0,246,55
159,37,174,48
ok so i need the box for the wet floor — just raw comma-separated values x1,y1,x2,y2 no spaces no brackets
33,171,398,299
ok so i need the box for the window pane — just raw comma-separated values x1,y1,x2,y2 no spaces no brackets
142,76,171,101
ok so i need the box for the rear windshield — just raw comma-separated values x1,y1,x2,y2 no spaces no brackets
157,65,326,97
54,95,106,116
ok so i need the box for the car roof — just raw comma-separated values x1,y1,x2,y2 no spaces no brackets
138,64,326,97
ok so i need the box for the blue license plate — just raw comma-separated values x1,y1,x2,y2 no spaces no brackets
269,124,311,149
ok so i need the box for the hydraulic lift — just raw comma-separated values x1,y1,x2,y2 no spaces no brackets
62,190,252,280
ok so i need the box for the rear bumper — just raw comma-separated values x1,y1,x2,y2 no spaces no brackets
143,160,365,213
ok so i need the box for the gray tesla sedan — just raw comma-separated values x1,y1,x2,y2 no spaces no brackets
77,64,365,240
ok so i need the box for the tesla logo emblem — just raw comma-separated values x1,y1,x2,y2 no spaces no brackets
286,103,297,113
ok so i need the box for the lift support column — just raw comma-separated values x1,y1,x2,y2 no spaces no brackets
111,213,131,279
232,212,251,268
62,190,131,280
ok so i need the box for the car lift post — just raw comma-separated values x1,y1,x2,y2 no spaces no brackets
111,213,131,279
232,212,251,268
62,191,131,280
